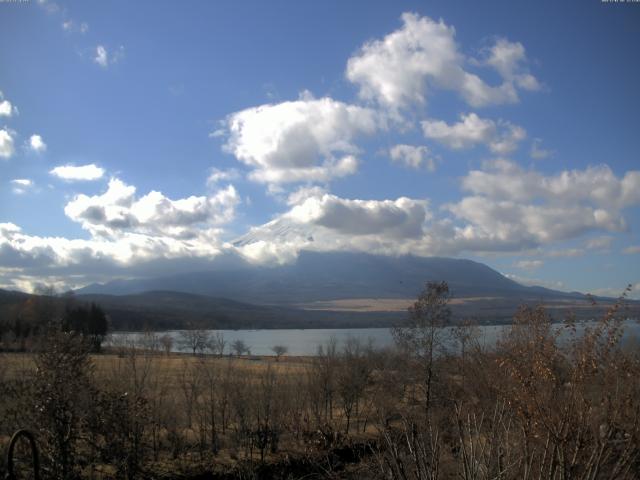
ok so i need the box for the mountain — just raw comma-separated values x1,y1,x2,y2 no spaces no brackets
3,252,636,330
77,250,586,304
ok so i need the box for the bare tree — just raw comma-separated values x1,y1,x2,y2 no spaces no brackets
271,344,288,361
337,337,373,433
179,328,211,355
159,334,173,355
209,331,226,357
393,281,451,415
231,339,249,357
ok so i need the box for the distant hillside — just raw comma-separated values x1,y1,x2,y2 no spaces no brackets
2,287,636,333
76,251,588,305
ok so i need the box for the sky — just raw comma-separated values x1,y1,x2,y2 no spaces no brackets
1,0,639,297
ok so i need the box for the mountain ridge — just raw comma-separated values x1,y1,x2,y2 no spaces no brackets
76,250,589,304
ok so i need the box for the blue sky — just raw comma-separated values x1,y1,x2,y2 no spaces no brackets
1,0,639,297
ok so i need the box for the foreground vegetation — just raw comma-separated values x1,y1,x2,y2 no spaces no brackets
0,283,639,479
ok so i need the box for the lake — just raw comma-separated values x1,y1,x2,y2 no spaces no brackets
107,320,640,356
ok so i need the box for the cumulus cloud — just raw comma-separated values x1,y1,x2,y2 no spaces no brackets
50,164,105,181
389,144,437,171
0,176,242,290
483,38,541,91
346,13,538,111
286,186,328,206
0,92,17,117
223,93,381,186
0,128,15,159
233,158,640,263
64,178,240,239
94,45,124,68
439,160,640,254
0,222,226,292
29,134,47,153
461,159,640,209
234,191,429,264
422,113,526,154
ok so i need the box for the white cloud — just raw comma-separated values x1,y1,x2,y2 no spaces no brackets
389,144,437,171
94,45,108,67
29,134,47,153
439,160,640,254
346,13,538,111
585,235,613,251
514,259,543,270
530,138,552,160
287,194,428,237
0,101,13,117
62,20,88,33
0,92,17,118
588,284,640,300
234,159,640,263
207,167,241,185
223,93,381,186
624,245,640,255
94,45,124,68
483,38,541,91
50,164,105,181
0,222,226,292
461,159,640,209
0,128,15,159
10,178,34,195
64,178,240,239
234,191,429,264
11,179,32,187
0,175,243,290
504,273,566,291
286,186,328,206
422,113,526,154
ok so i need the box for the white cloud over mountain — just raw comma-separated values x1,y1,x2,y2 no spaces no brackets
0,178,241,290
233,160,640,264
64,178,240,239
234,192,430,264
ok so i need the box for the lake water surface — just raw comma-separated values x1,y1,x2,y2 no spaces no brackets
108,321,640,356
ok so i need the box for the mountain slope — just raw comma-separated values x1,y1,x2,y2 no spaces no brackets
76,250,585,304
